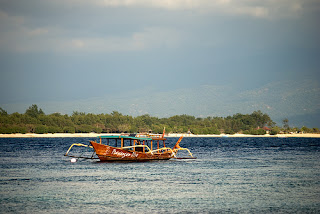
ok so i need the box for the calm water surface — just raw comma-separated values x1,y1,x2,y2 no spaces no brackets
0,137,319,213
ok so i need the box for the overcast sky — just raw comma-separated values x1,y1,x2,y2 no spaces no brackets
0,0,319,119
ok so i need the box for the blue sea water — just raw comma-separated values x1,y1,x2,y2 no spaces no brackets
0,137,319,213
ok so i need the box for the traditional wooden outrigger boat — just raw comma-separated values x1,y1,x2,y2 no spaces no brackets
65,133,195,161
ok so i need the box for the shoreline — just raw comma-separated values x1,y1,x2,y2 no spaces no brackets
1,133,320,138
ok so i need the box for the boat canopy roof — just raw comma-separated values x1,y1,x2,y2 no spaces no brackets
98,135,152,141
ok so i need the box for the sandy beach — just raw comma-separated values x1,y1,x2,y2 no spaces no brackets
1,133,320,138
168,133,320,138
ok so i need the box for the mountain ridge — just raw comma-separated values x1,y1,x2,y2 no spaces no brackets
1,79,319,127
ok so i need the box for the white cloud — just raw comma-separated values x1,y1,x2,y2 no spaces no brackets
0,16,59,53
0,6,183,53
27,28,49,36
234,6,269,18
96,0,315,18
0,11,24,29
98,0,224,10
0,0,318,53
0,14,182,54
66,27,181,53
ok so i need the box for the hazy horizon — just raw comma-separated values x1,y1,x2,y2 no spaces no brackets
1,0,319,127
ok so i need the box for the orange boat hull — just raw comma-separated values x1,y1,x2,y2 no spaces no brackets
90,141,173,161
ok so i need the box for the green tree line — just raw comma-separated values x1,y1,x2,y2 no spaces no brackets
0,105,318,135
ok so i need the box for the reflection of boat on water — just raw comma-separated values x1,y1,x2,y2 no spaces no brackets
65,132,196,161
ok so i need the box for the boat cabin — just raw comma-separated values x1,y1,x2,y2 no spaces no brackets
97,135,168,154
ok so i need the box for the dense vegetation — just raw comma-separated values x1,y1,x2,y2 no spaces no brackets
0,105,319,135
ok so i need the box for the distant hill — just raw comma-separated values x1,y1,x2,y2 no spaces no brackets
2,79,319,127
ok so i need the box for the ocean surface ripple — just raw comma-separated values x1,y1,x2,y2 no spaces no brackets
1,137,319,213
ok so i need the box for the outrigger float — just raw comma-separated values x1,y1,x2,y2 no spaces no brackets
65,132,196,161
